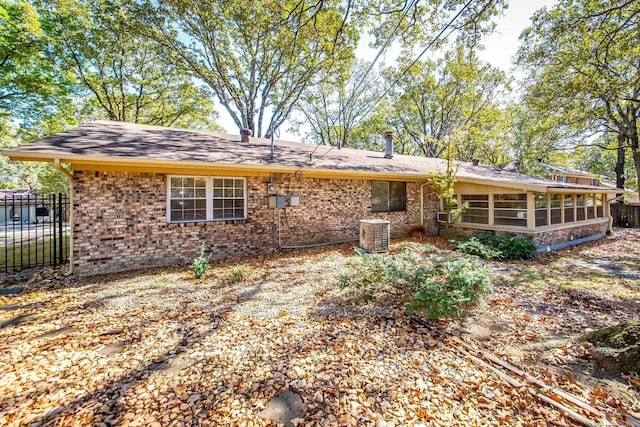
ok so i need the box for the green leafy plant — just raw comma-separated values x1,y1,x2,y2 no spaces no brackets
407,258,491,319
454,236,502,259
338,247,411,302
192,243,211,280
228,264,248,283
338,247,491,320
422,243,438,254
454,233,537,261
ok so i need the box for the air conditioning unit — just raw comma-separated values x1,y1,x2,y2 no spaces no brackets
437,212,452,223
359,219,390,252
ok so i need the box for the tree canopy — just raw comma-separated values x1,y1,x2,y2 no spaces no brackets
36,0,219,130
517,0,640,196
141,0,359,138
0,1,71,126
3,0,640,197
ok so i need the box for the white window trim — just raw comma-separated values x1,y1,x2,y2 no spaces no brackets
167,175,247,223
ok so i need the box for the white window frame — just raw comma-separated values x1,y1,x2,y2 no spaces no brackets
167,175,247,223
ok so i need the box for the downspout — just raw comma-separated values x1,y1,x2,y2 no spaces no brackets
54,159,74,275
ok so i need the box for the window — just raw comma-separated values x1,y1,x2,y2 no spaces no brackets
169,177,207,222
372,181,406,212
586,194,595,219
168,176,246,222
494,194,527,227
564,194,575,223
213,178,246,219
534,193,548,227
460,194,489,224
596,194,604,218
576,194,586,221
437,194,459,222
550,194,562,225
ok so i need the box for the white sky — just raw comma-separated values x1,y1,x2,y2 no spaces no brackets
215,1,558,141
476,0,557,73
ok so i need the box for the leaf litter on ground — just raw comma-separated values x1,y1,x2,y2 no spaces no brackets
0,229,638,426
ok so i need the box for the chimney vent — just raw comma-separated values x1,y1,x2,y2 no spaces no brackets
384,131,393,159
240,128,252,142
472,158,480,166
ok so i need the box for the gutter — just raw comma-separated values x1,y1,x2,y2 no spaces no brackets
53,159,74,275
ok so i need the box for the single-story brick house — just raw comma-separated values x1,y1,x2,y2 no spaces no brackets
2,121,618,275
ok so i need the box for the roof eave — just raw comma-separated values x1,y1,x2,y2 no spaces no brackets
455,176,547,192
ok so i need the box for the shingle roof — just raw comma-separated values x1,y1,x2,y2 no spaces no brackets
542,163,599,177
2,120,614,193
0,189,37,200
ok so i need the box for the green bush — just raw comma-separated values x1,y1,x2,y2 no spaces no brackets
192,243,212,280
408,258,491,319
422,243,438,254
454,236,501,259
338,247,414,302
454,233,537,261
338,247,491,320
228,264,248,282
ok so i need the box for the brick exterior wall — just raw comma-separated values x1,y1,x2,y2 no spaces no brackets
72,170,438,275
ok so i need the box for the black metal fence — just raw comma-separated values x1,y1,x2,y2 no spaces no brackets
611,203,640,228
1,193,70,272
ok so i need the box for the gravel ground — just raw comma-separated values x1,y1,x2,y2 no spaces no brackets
0,231,638,426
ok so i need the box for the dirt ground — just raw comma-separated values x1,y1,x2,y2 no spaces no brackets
0,229,638,426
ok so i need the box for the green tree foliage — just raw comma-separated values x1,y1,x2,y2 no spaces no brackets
142,0,358,137
379,47,508,161
0,1,71,125
0,116,71,193
366,0,506,52
517,0,640,198
293,0,509,151
504,104,581,176
292,59,384,148
572,134,638,192
36,0,219,130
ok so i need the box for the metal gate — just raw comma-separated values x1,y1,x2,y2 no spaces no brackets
611,203,640,228
1,193,70,272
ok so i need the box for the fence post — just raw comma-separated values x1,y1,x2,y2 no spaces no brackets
52,194,57,266
58,193,64,265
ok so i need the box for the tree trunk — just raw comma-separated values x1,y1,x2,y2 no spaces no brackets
614,133,626,192
632,141,640,203
583,317,640,373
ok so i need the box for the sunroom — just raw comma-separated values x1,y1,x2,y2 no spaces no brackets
439,176,618,250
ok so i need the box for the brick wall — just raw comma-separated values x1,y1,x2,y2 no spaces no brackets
72,170,438,275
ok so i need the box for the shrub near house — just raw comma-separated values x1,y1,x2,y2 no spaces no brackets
454,234,537,261
339,246,491,320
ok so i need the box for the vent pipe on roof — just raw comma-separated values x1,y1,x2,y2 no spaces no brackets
240,128,252,142
384,131,393,159
472,158,480,166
